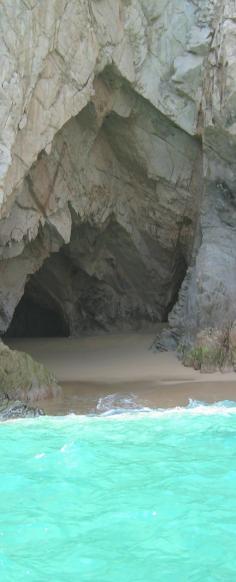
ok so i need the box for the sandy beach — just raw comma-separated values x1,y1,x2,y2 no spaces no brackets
6,332,236,414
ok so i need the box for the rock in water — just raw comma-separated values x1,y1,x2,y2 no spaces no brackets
0,399,45,421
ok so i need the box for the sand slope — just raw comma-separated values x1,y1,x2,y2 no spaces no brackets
7,333,236,385
5,333,236,414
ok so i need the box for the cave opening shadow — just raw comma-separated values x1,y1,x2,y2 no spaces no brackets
5,293,70,339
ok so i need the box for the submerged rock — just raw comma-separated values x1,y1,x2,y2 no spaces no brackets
0,398,45,421
0,341,61,402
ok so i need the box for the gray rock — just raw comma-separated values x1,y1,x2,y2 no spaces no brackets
0,399,45,421
2,77,201,335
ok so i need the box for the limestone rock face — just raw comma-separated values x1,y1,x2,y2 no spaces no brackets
0,1,236,348
158,0,236,351
5,78,201,334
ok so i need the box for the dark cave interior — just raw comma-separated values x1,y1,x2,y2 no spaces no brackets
5,288,70,339
5,219,187,339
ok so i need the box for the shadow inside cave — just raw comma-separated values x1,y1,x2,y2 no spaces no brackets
5,215,187,339
5,292,70,339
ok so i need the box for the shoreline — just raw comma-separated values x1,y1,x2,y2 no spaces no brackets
6,332,236,415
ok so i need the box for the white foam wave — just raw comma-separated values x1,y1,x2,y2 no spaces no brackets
96,392,139,412
43,399,236,423
3,399,236,425
96,401,236,421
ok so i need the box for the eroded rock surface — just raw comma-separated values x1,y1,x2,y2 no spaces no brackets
1,1,236,360
5,77,201,334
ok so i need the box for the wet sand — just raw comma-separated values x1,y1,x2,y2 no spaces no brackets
7,332,236,414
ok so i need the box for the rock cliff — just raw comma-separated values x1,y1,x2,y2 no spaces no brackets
1,1,236,359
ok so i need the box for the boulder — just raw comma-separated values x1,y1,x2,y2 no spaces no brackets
182,327,233,373
0,398,45,421
0,341,60,402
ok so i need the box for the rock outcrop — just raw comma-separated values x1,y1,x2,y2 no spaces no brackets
0,341,60,401
155,1,236,359
1,1,236,364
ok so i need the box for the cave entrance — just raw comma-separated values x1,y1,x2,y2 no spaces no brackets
5,217,188,339
1,63,199,341
5,283,70,339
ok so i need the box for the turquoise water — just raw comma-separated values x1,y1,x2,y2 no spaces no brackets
1,402,236,581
